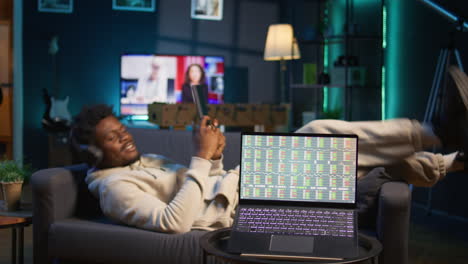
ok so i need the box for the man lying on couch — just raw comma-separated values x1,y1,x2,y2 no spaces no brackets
70,101,466,234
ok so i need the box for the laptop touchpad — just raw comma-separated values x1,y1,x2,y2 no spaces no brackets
269,235,314,253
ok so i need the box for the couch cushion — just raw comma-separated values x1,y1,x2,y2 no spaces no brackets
128,128,241,170
49,218,208,264
357,167,393,229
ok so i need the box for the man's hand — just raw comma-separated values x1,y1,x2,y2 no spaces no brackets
212,131,226,160
193,116,219,160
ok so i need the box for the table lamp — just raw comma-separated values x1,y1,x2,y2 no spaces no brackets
264,23,301,103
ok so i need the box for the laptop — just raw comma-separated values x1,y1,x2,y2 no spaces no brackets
227,132,359,260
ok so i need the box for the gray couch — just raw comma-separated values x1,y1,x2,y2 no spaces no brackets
32,128,411,264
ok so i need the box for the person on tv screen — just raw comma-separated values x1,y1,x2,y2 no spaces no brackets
135,57,167,103
181,63,209,103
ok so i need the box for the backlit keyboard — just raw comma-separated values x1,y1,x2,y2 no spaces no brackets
235,207,354,237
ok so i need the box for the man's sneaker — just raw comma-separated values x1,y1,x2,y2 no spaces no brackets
431,66,468,152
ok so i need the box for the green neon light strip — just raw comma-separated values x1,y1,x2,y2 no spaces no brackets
381,67,386,120
323,40,329,112
381,5,387,120
382,5,387,49
322,4,329,112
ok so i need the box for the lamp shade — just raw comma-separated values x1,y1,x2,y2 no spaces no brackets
264,24,301,61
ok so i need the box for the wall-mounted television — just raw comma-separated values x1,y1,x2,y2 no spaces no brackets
120,54,225,117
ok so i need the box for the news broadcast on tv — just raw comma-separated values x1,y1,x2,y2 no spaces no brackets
120,54,225,116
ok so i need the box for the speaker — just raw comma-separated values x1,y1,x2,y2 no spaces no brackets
223,67,249,103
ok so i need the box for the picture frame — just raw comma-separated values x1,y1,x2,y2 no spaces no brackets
38,0,73,13
113,0,156,12
191,0,223,21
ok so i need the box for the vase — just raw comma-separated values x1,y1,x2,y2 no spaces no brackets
0,181,23,211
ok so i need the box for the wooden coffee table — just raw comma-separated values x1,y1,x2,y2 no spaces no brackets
0,211,33,264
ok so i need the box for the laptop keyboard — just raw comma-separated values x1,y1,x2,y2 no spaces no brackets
235,207,355,237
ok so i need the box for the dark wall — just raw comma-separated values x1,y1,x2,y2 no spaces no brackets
394,1,468,218
22,0,468,185
387,0,468,119
23,0,280,169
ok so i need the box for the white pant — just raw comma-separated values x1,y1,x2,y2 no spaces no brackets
296,119,445,187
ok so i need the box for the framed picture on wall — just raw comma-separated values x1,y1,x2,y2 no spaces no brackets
113,0,156,12
191,0,223,21
38,0,73,13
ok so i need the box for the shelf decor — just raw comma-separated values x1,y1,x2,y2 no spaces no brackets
113,0,156,12
38,0,73,13
303,63,317,85
191,0,223,21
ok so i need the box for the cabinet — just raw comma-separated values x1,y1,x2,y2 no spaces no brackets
0,21,12,160
290,0,385,128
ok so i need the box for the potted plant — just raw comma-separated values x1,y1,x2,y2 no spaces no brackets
0,160,31,211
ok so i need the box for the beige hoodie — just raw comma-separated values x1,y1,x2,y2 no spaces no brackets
86,154,239,234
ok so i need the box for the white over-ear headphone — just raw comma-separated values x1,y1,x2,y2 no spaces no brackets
69,129,103,166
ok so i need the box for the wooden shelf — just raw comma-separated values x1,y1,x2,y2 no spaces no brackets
290,83,351,89
326,34,382,40
299,35,382,45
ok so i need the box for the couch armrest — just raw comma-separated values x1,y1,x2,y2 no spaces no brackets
376,181,411,264
31,164,87,264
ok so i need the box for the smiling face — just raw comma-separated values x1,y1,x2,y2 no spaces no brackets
94,116,140,169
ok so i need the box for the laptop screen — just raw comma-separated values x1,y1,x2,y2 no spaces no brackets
240,133,358,204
